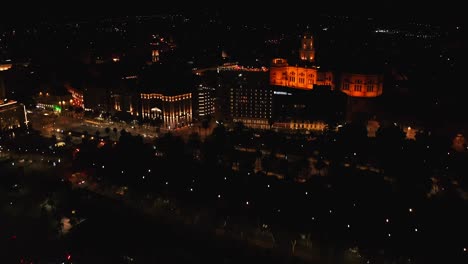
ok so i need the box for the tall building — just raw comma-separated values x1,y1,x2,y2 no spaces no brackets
299,33,315,63
229,71,273,129
196,85,215,118
194,63,269,123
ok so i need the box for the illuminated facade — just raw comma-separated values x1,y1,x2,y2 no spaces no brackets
113,91,193,129
0,63,12,72
196,85,215,118
151,50,160,63
112,94,137,115
340,73,383,97
35,92,73,113
230,72,273,129
272,120,327,132
299,33,315,62
65,84,84,108
270,33,383,98
140,93,192,129
141,93,162,119
0,101,28,130
269,58,335,90
0,65,28,130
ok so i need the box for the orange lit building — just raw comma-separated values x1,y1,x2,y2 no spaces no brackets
340,73,383,97
270,58,335,90
65,84,84,108
0,63,12,72
270,33,383,98
269,32,385,123
299,33,315,62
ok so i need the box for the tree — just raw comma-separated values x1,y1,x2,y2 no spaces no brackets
188,132,201,150
105,127,110,134
201,118,210,137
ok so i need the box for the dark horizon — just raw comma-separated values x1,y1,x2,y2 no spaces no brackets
1,3,465,27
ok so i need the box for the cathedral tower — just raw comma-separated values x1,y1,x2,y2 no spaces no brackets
299,33,315,63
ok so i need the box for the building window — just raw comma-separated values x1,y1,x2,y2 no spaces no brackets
355,85,362,92
343,83,350,90
366,85,374,92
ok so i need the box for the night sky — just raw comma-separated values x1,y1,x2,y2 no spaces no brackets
1,2,465,26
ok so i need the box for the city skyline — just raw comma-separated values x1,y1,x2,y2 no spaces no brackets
1,6,467,264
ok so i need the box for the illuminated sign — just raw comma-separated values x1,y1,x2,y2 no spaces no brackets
53,105,62,112
274,91,292,95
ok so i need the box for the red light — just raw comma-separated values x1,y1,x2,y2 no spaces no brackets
67,254,71,260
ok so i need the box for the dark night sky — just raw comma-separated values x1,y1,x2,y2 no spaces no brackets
1,2,465,26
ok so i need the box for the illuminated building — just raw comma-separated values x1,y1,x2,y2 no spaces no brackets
65,84,84,108
113,91,193,129
0,73,28,130
229,72,273,129
0,100,28,130
35,90,73,113
151,50,160,63
0,63,12,72
340,73,383,97
270,58,335,90
270,33,383,98
341,73,384,120
0,61,29,72
140,92,192,129
111,94,137,115
272,120,327,132
196,85,215,118
148,34,176,64
270,32,384,122
299,33,315,62
195,64,269,123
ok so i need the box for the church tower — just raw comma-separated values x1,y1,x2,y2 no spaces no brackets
299,33,315,63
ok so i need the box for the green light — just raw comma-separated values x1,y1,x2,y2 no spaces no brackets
54,105,62,112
